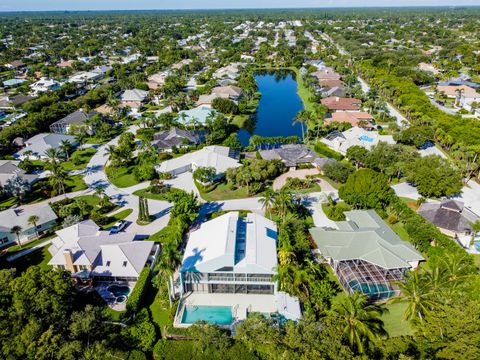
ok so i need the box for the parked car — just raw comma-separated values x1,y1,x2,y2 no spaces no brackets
110,220,128,234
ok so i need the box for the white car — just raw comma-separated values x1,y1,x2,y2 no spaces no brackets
110,220,128,234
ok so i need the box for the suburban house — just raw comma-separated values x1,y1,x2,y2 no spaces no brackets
177,107,218,125
321,86,346,98
417,200,480,248
57,60,74,68
0,160,39,187
0,205,57,247
152,127,204,152
418,62,441,75
321,97,362,112
174,212,301,327
259,144,325,169
147,72,169,90
0,94,34,109
5,60,26,70
213,63,243,80
14,133,78,160
312,67,341,81
68,71,103,86
321,126,395,155
120,89,149,109
324,111,374,128
309,210,424,302
48,220,159,281
49,110,99,135
211,86,244,102
437,85,480,110
195,93,229,107
155,145,240,177
320,79,345,89
3,78,26,88
30,78,61,94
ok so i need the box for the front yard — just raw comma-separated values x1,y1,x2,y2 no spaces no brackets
196,181,250,201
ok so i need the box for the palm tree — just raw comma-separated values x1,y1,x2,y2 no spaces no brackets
59,140,72,161
293,110,309,142
10,225,23,248
334,292,388,354
390,270,437,324
259,188,277,218
27,215,40,238
49,164,67,195
44,148,61,164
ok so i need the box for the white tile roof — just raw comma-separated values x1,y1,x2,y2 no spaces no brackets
0,205,57,232
155,146,240,175
181,212,278,274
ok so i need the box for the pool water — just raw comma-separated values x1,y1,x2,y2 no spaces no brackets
348,281,396,300
359,135,374,143
107,284,131,297
182,305,233,325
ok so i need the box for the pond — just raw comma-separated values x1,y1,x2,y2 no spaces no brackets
238,70,304,145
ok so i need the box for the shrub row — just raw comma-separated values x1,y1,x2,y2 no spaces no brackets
126,268,151,314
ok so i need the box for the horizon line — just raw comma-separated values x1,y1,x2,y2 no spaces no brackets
1,5,479,13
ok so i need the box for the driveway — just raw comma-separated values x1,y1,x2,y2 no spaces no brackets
302,192,338,228
452,180,480,217
164,172,201,200
391,182,421,200
273,169,319,191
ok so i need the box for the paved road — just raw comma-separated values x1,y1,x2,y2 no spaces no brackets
83,124,172,236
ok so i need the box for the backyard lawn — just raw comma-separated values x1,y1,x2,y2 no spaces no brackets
196,181,250,201
106,165,140,188
382,302,412,337
62,148,97,171
0,245,52,273
64,174,88,192
389,221,411,242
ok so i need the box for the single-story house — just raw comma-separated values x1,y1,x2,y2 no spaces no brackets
177,107,218,125
321,86,346,98
0,205,57,247
48,220,159,281
320,79,345,89
5,60,26,70
155,145,240,177
211,86,244,102
68,71,103,86
152,127,203,152
321,126,395,155
0,160,39,187
259,144,323,169
195,93,229,108
418,63,441,75
147,72,169,90
321,97,362,112
418,200,480,248
14,133,79,160
3,78,27,87
175,212,301,327
437,85,479,100
324,111,374,128
30,78,61,94
309,210,424,302
57,60,74,68
312,68,341,81
120,89,149,109
49,110,99,135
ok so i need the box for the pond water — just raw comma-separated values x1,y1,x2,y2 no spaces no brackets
238,70,304,145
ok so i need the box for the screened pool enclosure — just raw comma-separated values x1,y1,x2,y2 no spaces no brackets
334,259,404,302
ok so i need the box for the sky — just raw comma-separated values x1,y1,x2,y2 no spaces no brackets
0,1,479,12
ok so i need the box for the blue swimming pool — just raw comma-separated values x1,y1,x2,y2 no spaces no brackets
181,305,233,325
348,281,396,300
359,135,375,143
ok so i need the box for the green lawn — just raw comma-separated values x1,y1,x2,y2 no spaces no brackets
290,67,316,112
64,174,88,192
0,197,17,209
133,187,184,201
288,182,322,194
74,194,101,207
100,208,133,229
106,165,140,188
196,181,250,201
390,222,411,242
62,148,97,171
1,246,52,273
382,302,412,337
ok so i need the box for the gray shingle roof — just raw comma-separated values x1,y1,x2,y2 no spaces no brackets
418,200,479,233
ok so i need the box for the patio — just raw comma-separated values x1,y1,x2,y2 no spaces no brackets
94,281,136,311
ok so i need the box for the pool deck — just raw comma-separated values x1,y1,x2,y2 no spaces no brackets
174,292,278,327
94,281,136,312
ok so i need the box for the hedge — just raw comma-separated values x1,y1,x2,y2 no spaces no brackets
313,142,344,161
126,268,151,313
